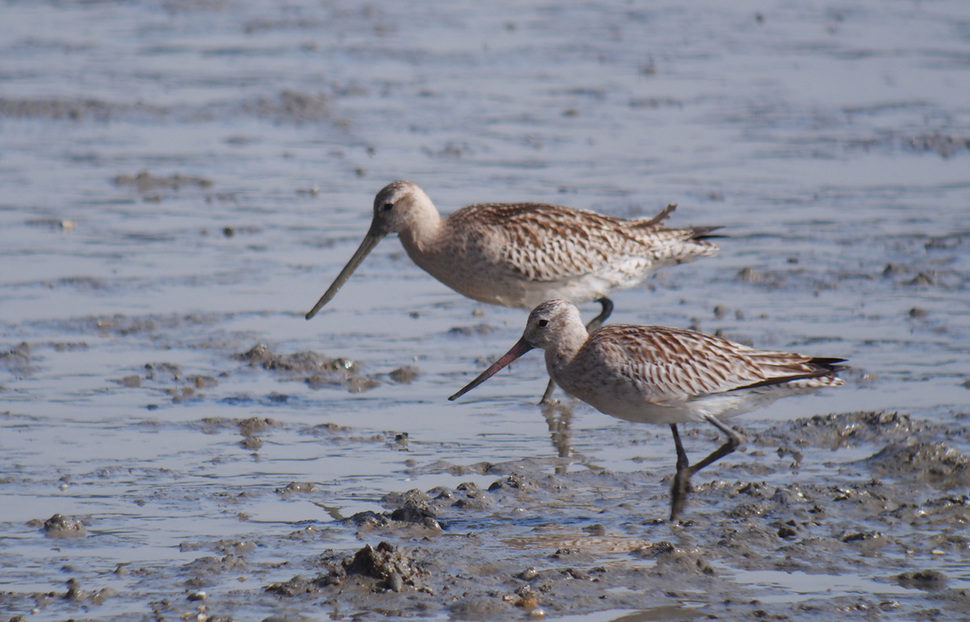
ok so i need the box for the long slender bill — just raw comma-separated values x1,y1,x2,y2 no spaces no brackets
305,230,385,320
448,337,535,401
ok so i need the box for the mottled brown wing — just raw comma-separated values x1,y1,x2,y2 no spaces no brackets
450,202,696,282
585,325,774,402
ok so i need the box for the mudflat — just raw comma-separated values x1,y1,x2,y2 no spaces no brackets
1,1,968,620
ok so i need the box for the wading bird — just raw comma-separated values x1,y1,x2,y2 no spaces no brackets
449,299,846,519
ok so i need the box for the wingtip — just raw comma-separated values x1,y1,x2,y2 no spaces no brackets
812,357,849,373
692,225,726,240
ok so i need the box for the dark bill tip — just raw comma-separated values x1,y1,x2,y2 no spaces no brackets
305,231,384,320
448,338,534,401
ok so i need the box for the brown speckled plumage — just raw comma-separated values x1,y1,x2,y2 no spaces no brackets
306,180,717,318
445,201,714,284
566,323,845,422
452,299,846,426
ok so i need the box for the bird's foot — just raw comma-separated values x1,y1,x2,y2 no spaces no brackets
539,378,558,405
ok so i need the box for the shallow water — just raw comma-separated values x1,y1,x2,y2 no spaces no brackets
2,0,970,620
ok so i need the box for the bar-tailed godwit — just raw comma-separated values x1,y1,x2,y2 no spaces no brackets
305,181,719,401
449,299,847,519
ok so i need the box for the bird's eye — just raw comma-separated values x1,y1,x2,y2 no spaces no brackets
537,319,549,328
382,202,394,212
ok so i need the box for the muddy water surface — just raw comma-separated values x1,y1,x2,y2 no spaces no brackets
2,0,970,620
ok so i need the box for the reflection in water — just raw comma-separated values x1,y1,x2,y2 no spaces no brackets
541,400,574,471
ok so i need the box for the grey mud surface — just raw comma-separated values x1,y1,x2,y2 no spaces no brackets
2,1,970,621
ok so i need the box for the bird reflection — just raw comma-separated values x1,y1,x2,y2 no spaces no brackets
540,399,574,473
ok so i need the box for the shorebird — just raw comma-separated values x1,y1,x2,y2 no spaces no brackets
449,299,847,519
306,180,720,402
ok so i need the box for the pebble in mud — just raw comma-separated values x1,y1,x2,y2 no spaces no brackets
276,481,318,497
113,170,213,193
635,541,717,576
189,374,218,388
183,554,248,589
144,361,182,380
341,375,380,393
487,473,540,493
904,272,936,287
389,501,439,528
389,431,409,450
895,569,948,591
237,416,277,451
908,306,929,319
446,323,497,337
388,365,419,383
267,542,428,596
347,495,443,534
8,577,115,609
242,89,331,124
112,374,142,388
235,343,357,374
452,482,492,510
64,578,116,605
38,513,86,538
237,416,275,437
0,342,32,374
235,343,380,393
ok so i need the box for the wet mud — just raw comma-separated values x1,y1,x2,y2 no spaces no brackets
3,0,970,620
235,409,970,621
12,410,966,621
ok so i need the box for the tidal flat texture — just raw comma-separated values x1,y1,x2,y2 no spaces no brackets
1,1,969,620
